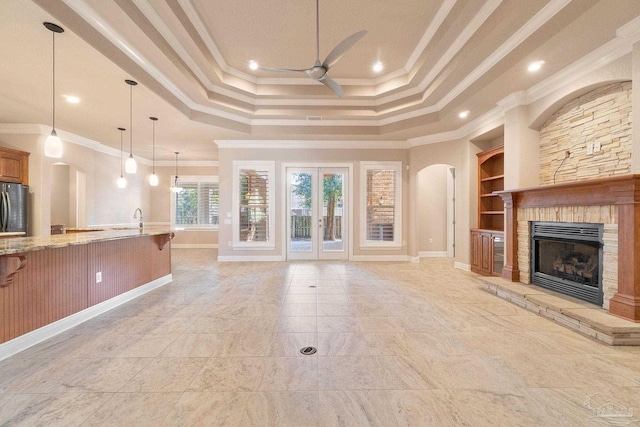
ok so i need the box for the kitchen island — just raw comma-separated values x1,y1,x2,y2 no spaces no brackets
0,226,175,358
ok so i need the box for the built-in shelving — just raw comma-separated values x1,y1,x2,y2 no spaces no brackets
471,145,504,276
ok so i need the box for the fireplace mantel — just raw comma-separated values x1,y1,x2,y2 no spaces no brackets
497,174,640,322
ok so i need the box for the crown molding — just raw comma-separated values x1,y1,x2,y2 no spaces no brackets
408,106,505,147
216,140,409,150
496,91,529,110
438,0,571,109
404,0,457,73
0,123,154,164
155,160,219,167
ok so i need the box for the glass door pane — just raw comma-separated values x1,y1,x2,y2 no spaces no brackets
287,167,348,261
287,170,317,260
321,172,344,253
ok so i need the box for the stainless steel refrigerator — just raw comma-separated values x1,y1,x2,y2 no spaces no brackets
0,182,28,233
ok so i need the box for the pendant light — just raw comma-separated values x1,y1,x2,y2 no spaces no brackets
117,127,127,188
149,117,159,186
43,22,64,158
124,79,138,174
171,152,183,193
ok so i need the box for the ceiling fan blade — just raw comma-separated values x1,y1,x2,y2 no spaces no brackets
258,66,312,74
322,30,368,70
321,76,344,98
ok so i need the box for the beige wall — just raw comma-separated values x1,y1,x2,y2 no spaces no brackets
50,164,70,226
416,164,449,253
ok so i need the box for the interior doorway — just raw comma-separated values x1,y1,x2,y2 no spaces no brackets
286,167,349,260
50,163,86,230
417,164,456,258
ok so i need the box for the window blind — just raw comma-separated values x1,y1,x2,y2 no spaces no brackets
239,169,269,242
366,169,395,241
175,180,219,226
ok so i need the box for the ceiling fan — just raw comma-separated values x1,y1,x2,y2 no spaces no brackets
259,0,367,98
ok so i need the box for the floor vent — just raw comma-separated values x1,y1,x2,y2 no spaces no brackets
300,346,317,355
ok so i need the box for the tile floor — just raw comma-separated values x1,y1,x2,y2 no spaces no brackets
1,249,640,426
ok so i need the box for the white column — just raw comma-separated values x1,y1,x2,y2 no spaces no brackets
499,92,540,190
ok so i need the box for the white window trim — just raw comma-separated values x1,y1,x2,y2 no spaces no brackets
170,175,219,230
360,161,403,249
232,161,276,250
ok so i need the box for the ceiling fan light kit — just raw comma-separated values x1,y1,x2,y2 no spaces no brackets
258,0,367,98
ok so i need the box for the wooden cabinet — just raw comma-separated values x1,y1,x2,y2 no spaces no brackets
471,145,504,276
470,230,504,276
0,146,29,185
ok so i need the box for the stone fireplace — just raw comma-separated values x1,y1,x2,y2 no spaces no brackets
497,175,640,322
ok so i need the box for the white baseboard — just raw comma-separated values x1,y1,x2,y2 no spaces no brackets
0,274,172,362
217,255,285,262
454,262,471,271
351,255,412,262
418,251,448,258
410,256,420,263
172,244,218,249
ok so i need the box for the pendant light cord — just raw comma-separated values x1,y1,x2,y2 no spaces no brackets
129,84,133,155
120,131,123,175
152,119,155,173
51,30,56,131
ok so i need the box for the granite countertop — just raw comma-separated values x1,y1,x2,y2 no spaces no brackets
0,225,177,256
0,232,26,238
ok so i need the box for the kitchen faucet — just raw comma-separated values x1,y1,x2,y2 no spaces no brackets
133,208,143,230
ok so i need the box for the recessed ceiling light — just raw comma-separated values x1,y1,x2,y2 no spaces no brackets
63,95,80,104
249,60,259,71
527,60,545,72
372,61,383,73
459,110,469,119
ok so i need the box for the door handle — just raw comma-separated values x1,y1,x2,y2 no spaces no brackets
1,192,7,232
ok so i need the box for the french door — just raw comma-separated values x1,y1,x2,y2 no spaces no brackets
286,167,349,260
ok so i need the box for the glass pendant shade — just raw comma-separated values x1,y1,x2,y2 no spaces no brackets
149,116,158,186
117,127,126,189
171,152,183,192
44,130,63,158
125,154,137,174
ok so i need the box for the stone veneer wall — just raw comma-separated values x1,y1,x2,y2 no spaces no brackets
517,205,618,309
539,82,632,185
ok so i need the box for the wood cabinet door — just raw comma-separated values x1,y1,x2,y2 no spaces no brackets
481,233,492,274
0,151,24,183
470,231,481,270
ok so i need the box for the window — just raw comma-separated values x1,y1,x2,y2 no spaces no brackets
171,176,219,227
233,161,275,249
360,161,402,248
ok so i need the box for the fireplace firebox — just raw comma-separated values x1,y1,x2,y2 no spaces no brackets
531,221,603,306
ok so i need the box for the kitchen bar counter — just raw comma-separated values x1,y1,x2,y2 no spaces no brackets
0,226,176,354
0,225,175,255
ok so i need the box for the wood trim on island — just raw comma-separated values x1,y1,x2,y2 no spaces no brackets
0,230,174,346
496,175,640,322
